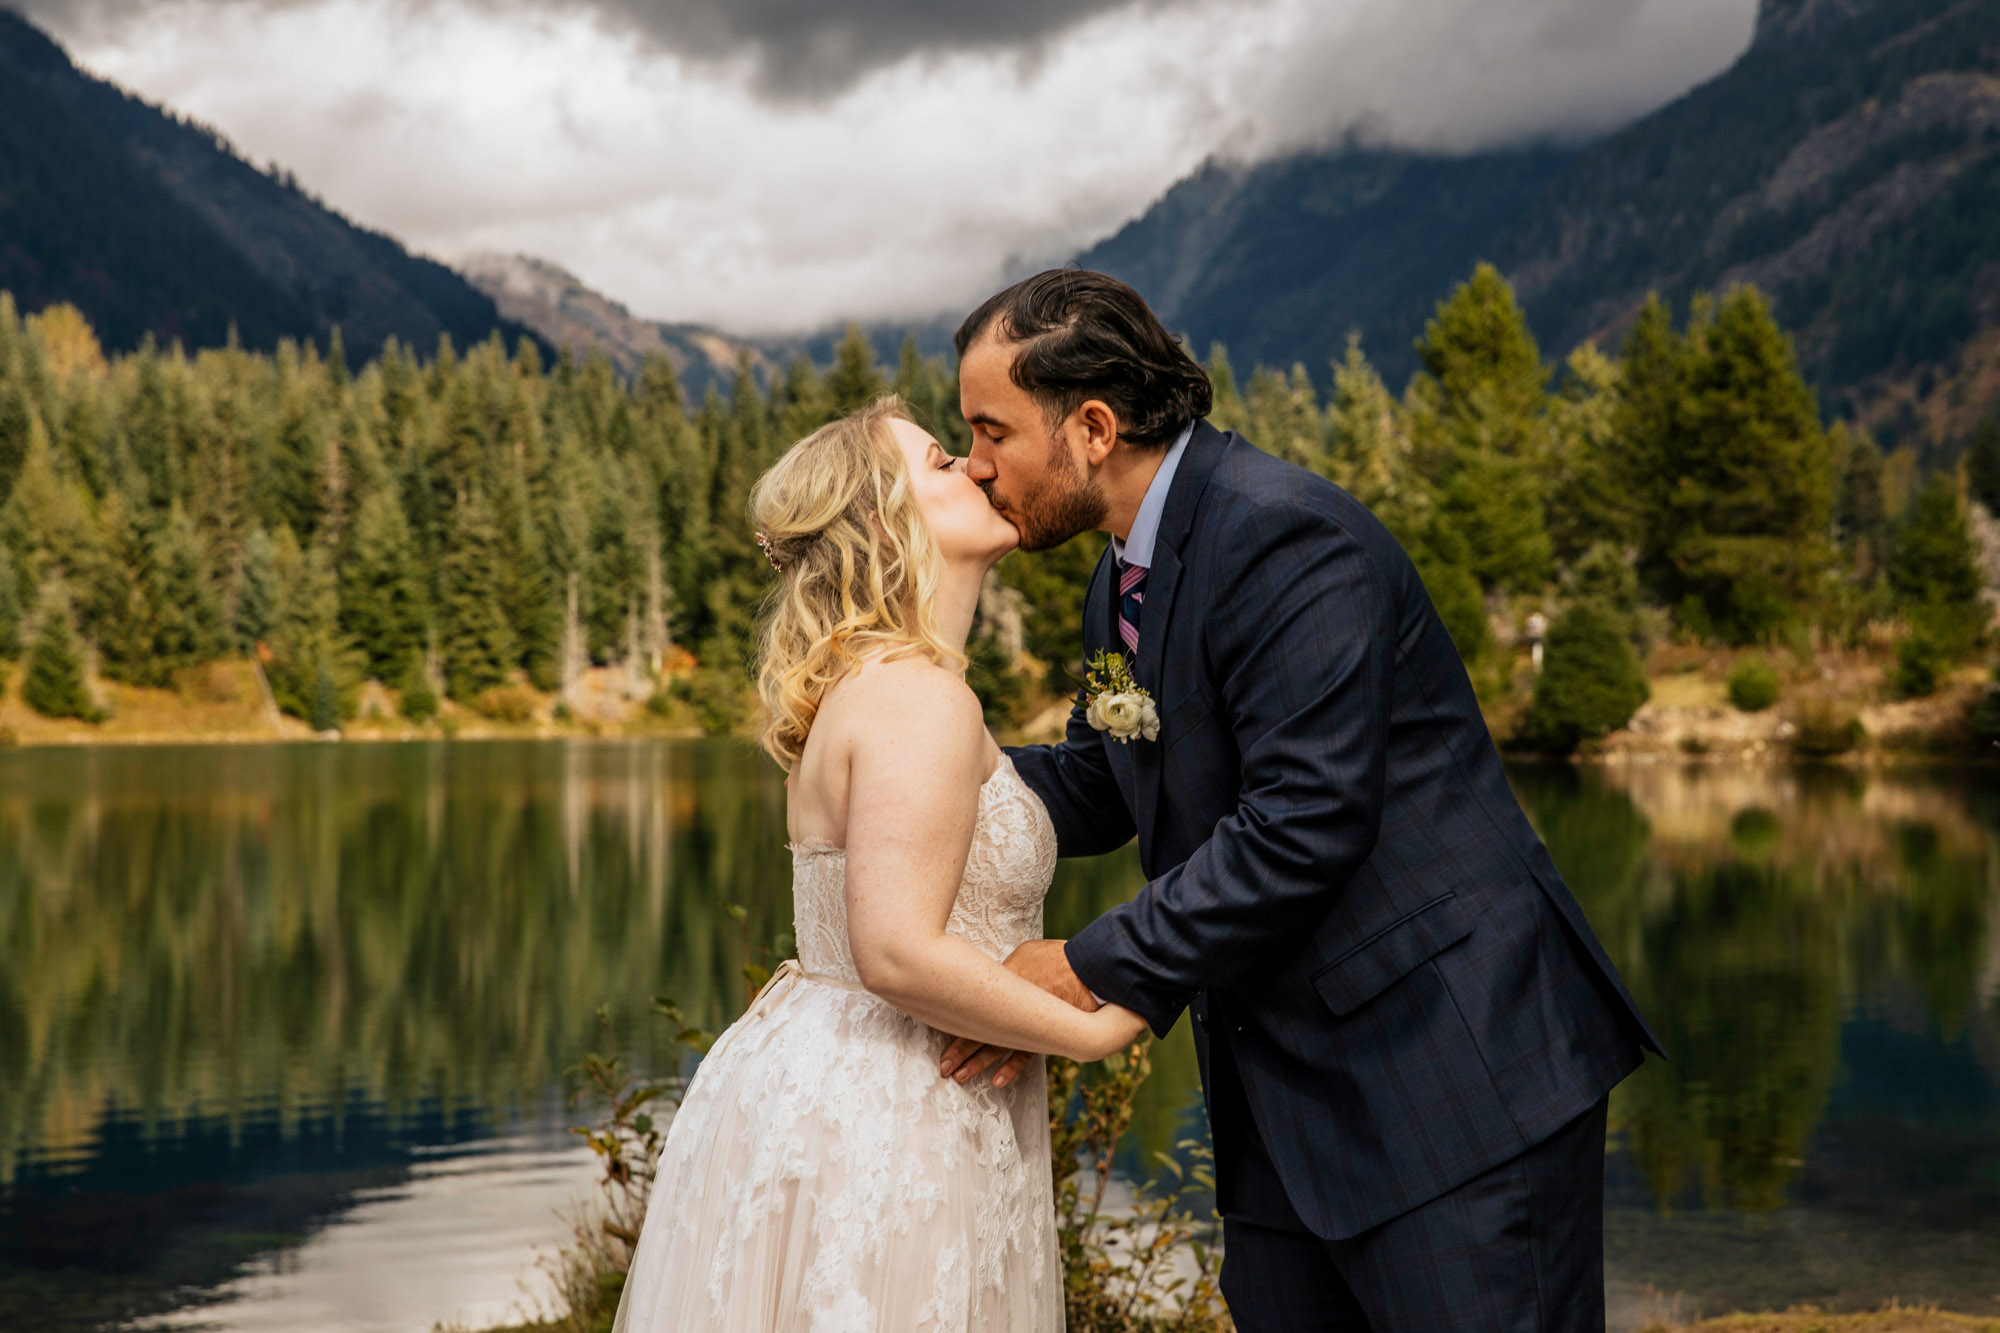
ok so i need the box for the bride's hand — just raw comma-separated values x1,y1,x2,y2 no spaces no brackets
1070,1003,1148,1062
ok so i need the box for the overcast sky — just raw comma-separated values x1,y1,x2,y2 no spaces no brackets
26,0,1760,334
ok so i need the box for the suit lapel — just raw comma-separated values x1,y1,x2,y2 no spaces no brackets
1129,539,1180,851
1128,420,1228,858
1083,544,1138,802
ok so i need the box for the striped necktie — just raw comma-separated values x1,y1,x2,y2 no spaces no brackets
1116,555,1147,655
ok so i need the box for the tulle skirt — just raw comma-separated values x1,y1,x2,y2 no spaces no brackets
612,967,1062,1332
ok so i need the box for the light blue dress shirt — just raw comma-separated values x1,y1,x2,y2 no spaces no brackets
1109,420,1195,572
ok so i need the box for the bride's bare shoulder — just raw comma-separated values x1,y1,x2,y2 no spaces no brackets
833,654,983,730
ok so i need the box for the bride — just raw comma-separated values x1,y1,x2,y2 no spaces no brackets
612,396,1148,1332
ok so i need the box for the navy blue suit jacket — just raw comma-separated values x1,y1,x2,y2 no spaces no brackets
1008,421,1660,1241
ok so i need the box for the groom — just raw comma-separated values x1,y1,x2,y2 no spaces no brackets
942,270,1661,1331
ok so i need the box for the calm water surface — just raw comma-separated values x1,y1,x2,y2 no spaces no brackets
2,742,1997,1329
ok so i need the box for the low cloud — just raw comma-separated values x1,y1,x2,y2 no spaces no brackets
28,0,1760,332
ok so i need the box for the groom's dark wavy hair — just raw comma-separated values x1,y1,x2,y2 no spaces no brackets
953,269,1212,449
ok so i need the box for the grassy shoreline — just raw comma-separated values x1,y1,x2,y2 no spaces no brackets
0,649,1992,761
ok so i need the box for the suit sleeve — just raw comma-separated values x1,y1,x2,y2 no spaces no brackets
1004,694,1137,859
1065,502,1394,1037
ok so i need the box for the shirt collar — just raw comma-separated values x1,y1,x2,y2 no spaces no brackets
1109,419,1195,571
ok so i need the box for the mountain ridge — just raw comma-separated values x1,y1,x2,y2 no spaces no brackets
1078,0,2000,448
0,8,540,363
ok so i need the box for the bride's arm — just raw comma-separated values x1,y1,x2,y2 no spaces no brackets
837,660,1145,1062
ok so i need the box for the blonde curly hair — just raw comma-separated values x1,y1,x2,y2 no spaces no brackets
751,395,964,770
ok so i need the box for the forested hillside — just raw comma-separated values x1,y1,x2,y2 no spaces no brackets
1082,0,2000,454
1,259,1991,753
0,10,538,364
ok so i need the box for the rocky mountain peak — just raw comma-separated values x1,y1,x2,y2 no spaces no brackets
1753,0,1877,46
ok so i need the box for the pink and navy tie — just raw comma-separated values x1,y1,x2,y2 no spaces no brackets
1116,556,1147,655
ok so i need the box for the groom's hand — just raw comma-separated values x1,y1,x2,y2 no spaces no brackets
939,940,1100,1087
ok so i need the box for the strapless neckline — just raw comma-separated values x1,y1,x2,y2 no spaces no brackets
786,754,1018,857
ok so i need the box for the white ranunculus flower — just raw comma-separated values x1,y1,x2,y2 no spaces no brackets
1098,692,1146,741
1137,695,1160,742
1085,694,1111,732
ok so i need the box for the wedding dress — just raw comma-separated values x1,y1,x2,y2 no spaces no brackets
612,754,1064,1332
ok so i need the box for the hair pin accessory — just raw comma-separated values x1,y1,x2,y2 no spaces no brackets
754,531,783,571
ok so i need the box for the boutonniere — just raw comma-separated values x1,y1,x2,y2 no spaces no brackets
1082,649,1160,744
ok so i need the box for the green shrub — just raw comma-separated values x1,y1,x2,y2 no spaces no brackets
673,669,749,736
966,635,1028,728
1789,695,1866,757
309,663,342,732
1891,627,1951,699
1518,599,1650,754
399,664,439,723
474,682,539,723
1727,656,1780,712
22,603,101,722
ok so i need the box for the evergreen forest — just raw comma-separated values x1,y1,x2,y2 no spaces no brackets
0,264,1993,754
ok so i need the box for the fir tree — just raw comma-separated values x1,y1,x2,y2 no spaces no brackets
1635,287,1833,643
148,504,227,683
265,528,359,721
22,590,98,722
1205,345,1246,435
1326,334,1407,515
441,489,516,701
82,495,154,684
1887,472,1986,658
0,554,21,658
309,662,341,732
399,656,439,722
1408,264,1552,594
340,489,428,680
236,526,279,649
826,324,885,415
1544,345,1636,562
1835,424,1889,581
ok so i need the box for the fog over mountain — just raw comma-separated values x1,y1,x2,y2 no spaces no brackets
14,0,1756,331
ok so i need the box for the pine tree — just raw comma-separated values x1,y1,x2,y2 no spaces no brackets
148,504,227,682
827,324,885,415
0,555,21,658
1206,345,1247,435
1887,472,1986,658
1834,424,1889,582
265,528,359,721
309,662,341,732
1635,287,1833,643
1326,335,1407,516
340,489,428,680
22,590,98,721
0,415,95,585
441,489,516,701
82,495,155,685
236,526,280,649
1245,365,1325,476
1408,265,1552,595
1544,345,1636,562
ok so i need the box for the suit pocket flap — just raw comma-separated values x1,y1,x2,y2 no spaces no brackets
1312,893,1474,1016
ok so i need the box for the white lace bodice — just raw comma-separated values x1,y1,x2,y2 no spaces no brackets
615,751,1065,1332
788,756,1058,985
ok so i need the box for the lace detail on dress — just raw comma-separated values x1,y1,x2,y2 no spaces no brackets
611,752,1064,1333
788,756,1056,984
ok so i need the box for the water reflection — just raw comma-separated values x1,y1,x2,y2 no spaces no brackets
0,745,1996,1326
1514,763,2000,1319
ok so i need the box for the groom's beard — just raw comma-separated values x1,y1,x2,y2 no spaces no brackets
981,430,1107,552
